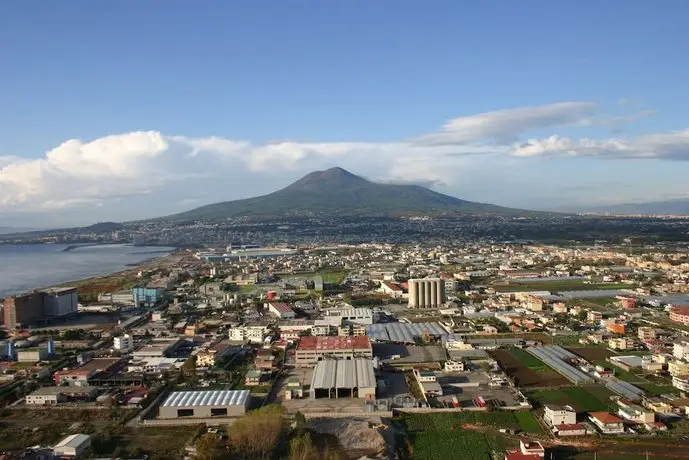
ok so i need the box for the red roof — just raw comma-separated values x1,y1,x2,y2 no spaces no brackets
505,454,543,460
382,281,402,291
589,411,624,424
555,423,585,431
269,302,293,313
671,306,689,316
297,335,371,351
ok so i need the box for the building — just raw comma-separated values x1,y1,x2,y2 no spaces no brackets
407,278,445,308
504,440,546,460
552,424,588,436
310,359,376,400
17,348,50,362
588,412,625,434
668,360,689,377
672,375,689,392
132,338,184,358
53,434,91,458
295,336,372,366
229,326,268,344
113,334,134,352
617,399,655,423
3,292,45,328
444,360,464,372
25,386,98,405
53,369,94,386
132,286,165,306
544,405,577,426
338,324,367,336
379,281,404,298
670,306,689,325
605,320,626,334
267,302,296,320
674,341,689,360
608,337,634,351
158,390,250,419
638,327,657,341
244,369,263,386
324,308,373,326
42,287,78,317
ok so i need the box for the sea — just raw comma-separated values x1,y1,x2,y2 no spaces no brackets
0,244,175,298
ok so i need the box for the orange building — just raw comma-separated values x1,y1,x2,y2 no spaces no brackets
606,320,626,334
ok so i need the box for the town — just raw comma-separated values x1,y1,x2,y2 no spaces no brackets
2,241,689,459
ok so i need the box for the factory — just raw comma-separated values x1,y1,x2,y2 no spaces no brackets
310,359,377,400
2,288,78,328
295,336,372,366
323,307,373,327
407,278,446,308
158,390,250,419
53,433,91,458
267,302,296,320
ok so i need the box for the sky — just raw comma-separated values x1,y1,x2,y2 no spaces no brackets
1,1,689,226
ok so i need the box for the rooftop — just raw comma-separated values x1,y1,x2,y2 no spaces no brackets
269,302,293,313
311,359,376,390
55,433,90,448
297,335,371,351
161,390,250,408
589,411,624,424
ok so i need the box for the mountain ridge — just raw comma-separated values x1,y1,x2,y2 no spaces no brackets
163,167,542,221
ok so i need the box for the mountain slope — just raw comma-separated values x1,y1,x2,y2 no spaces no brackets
590,199,689,216
165,167,537,221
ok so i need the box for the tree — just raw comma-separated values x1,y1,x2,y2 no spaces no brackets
229,405,285,460
289,432,318,460
195,433,229,460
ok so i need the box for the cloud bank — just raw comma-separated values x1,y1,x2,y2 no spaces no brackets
1,101,684,214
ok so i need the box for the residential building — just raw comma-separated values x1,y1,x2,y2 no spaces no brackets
295,336,372,366
587,311,603,323
552,424,588,436
113,334,134,352
3,292,45,328
668,360,689,377
228,326,268,344
407,278,446,308
673,341,689,360
608,337,634,351
379,281,404,298
53,369,94,386
588,412,625,434
244,369,263,386
606,320,626,334
617,399,655,423
638,327,657,341
670,306,689,325
672,375,689,392
280,329,302,341
504,440,545,460
544,405,577,426
444,360,464,372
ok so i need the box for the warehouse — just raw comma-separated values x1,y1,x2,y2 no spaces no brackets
158,390,250,419
26,386,98,405
267,302,296,320
53,433,91,458
295,336,372,366
310,359,376,400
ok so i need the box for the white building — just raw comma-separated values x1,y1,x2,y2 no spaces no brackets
228,326,268,344
444,360,464,372
324,308,373,327
54,434,91,458
113,334,134,352
544,405,577,426
673,341,689,360
267,302,296,320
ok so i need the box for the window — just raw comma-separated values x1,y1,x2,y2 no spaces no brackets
211,408,228,416
177,409,194,417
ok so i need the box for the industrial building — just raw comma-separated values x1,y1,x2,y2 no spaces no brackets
53,433,91,458
267,302,296,320
407,278,445,308
41,287,78,317
132,338,184,358
310,359,376,400
25,386,98,405
323,308,373,327
131,286,165,306
158,390,250,419
366,322,449,343
295,336,372,366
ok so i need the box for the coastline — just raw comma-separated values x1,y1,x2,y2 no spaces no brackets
1,248,187,300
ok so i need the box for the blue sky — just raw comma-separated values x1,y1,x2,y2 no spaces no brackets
1,1,689,226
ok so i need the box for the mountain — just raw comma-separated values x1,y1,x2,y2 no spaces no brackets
164,167,538,221
588,199,689,216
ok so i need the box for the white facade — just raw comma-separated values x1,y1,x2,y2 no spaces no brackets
673,341,689,360
229,326,267,344
407,278,445,308
114,334,134,352
544,405,577,426
54,434,91,458
444,360,464,372
324,308,373,326
26,393,60,405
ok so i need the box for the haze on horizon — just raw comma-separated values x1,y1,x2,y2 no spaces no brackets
1,1,689,227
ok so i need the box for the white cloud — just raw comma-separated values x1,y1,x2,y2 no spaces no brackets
510,130,689,160
414,102,597,145
0,100,679,216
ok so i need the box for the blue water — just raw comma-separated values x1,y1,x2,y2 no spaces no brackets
0,244,175,297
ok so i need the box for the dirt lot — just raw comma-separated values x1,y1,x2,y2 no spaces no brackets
567,347,617,362
490,349,568,388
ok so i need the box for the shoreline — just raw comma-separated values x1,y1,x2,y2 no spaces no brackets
0,248,184,300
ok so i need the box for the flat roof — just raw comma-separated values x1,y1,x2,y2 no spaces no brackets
366,322,448,343
42,287,77,295
78,358,121,372
31,386,95,395
297,336,371,351
161,390,250,408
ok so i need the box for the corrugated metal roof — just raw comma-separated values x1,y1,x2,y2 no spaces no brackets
161,390,250,407
366,322,449,343
55,433,90,448
311,359,376,390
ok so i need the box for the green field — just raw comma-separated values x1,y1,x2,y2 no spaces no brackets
509,348,551,372
527,385,615,412
276,269,348,285
401,413,516,460
595,360,648,384
637,383,679,396
515,412,542,433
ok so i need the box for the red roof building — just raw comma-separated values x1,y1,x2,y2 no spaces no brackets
295,336,372,365
670,306,689,325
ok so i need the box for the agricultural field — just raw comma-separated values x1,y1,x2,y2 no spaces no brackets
492,282,628,293
637,383,680,396
567,346,618,362
594,360,648,384
402,411,541,434
490,349,568,388
526,385,616,412
401,413,518,460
